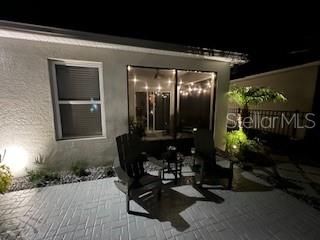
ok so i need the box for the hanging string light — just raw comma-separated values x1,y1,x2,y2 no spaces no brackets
179,77,213,96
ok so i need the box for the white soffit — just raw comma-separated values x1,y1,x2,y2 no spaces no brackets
0,28,246,65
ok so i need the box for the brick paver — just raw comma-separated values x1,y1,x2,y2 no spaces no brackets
1,177,320,240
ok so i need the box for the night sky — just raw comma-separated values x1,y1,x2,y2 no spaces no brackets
1,6,319,79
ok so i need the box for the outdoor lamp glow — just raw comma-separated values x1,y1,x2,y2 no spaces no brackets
2,146,29,176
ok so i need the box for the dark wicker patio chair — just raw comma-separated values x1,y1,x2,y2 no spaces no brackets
194,129,234,189
114,134,162,213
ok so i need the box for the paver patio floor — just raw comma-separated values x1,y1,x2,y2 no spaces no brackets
1,176,320,240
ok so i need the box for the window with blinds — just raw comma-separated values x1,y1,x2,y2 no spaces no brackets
50,60,105,140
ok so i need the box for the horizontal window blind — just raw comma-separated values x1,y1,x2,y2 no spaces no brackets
59,104,102,138
56,65,100,100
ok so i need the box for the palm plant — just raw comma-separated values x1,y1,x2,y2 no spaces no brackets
228,86,287,129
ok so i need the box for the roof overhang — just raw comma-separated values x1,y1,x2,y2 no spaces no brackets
0,21,248,65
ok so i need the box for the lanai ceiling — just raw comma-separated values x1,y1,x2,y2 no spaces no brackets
128,67,213,91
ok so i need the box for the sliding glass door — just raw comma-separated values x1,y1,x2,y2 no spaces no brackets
128,66,216,140
177,70,215,134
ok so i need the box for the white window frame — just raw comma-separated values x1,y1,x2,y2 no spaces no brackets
50,59,106,141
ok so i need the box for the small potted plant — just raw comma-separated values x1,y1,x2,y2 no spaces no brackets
129,117,145,138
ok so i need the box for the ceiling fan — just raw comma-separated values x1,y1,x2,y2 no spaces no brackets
153,69,172,79
153,69,160,79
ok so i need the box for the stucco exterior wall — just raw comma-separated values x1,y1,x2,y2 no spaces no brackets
0,37,230,176
229,65,319,139
230,66,318,112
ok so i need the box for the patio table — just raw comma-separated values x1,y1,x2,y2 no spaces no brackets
161,145,184,184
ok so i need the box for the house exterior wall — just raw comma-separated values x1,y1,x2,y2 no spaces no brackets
229,65,319,139
230,66,319,112
0,37,230,176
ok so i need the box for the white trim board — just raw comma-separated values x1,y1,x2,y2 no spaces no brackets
231,61,320,83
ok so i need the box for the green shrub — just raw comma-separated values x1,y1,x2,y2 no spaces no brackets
226,130,273,166
26,169,43,183
0,165,13,194
26,154,60,185
0,149,13,193
26,168,60,185
238,139,273,166
225,129,248,155
71,161,90,177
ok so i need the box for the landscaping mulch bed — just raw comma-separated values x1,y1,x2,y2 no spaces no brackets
9,166,115,192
